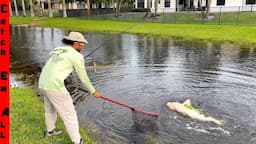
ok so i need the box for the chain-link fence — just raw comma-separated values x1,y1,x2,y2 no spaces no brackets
92,6,256,25
12,6,256,25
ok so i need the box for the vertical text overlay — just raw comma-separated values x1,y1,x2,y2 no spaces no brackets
0,0,9,144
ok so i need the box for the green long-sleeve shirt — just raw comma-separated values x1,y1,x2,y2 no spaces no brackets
39,45,96,94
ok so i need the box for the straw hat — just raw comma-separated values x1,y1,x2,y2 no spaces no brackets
64,31,88,43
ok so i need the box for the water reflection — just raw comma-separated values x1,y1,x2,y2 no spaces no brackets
11,26,256,144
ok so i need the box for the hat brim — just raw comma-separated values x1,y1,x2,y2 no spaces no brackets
63,36,88,44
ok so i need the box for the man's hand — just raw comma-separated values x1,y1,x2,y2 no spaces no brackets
92,91,101,98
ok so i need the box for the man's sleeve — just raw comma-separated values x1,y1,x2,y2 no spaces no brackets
72,55,96,94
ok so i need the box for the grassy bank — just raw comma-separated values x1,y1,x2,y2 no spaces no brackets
10,88,96,144
10,16,256,48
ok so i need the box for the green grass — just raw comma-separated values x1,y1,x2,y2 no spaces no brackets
10,16,256,47
10,88,96,144
10,16,33,25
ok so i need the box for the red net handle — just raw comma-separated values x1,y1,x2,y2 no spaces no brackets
99,95,158,117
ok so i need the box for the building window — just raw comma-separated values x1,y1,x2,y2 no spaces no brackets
217,0,225,6
246,0,256,4
165,0,170,7
137,0,144,8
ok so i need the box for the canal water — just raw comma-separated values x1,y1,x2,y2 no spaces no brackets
11,26,256,144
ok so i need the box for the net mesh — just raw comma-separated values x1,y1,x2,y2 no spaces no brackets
131,109,158,132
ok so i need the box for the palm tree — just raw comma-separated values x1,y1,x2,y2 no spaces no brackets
21,0,26,16
62,0,67,17
87,0,90,15
48,0,53,17
14,0,19,16
29,0,35,17
198,0,212,18
39,0,45,13
115,0,121,17
144,0,151,18
154,0,159,16
206,0,212,15
198,0,202,10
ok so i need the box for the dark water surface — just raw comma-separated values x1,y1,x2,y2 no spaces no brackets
11,26,256,144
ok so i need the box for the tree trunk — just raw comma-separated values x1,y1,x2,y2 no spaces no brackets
115,0,121,17
87,0,90,15
154,0,158,16
41,0,45,13
37,0,43,16
48,0,53,17
10,2,13,16
198,0,205,18
14,0,19,16
21,0,26,16
62,0,67,17
206,0,212,14
30,0,35,17
198,0,202,10
144,0,151,17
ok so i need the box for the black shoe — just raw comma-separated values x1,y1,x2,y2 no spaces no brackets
44,130,63,137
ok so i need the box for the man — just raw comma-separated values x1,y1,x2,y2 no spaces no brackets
167,99,223,125
39,31,101,144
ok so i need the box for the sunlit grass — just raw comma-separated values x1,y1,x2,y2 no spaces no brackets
10,16,33,25
10,88,96,144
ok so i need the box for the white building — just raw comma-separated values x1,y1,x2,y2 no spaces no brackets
135,0,256,12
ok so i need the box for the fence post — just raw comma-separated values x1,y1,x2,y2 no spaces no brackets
218,7,222,25
237,6,240,25
103,9,105,21
174,11,177,24
162,8,164,23
152,12,153,23
201,12,204,24
188,11,190,24
125,11,127,21
133,13,135,22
